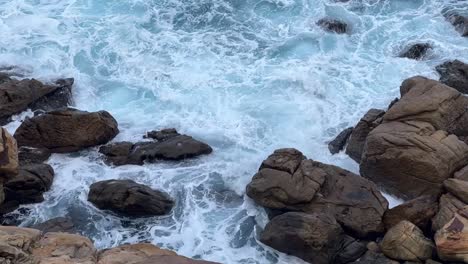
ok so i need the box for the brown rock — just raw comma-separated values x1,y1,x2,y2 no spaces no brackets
435,212,468,262
345,109,385,163
259,148,305,174
0,226,41,264
98,243,177,264
383,195,438,231
0,127,18,180
432,193,467,232
317,18,348,34
454,164,468,181
14,108,119,153
444,178,468,204
133,255,219,264
380,221,434,261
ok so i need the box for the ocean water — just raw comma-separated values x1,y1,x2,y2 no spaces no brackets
1,0,468,263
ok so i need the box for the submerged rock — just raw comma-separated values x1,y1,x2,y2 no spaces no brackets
88,179,174,217
399,43,432,60
328,127,353,154
445,13,468,37
317,18,348,34
99,129,212,166
436,60,468,94
14,108,119,153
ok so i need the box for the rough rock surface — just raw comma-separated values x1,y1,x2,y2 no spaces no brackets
88,179,174,217
435,212,468,262
432,193,467,232
0,226,41,264
18,147,51,165
99,129,212,166
380,221,434,261
351,242,398,264
455,164,468,181
383,195,438,231
328,127,353,154
0,77,73,125
260,212,345,264
334,236,367,264
0,127,18,180
31,217,76,234
98,243,177,264
317,18,348,34
345,109,385,163
436,60,468,94
400,43,432,60
444,178,468,204
14,108,119,153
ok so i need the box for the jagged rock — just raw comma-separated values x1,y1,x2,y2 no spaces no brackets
400,43,432,60
436,60,468,94
0,127,18,180
88,179,174,217
445,13,468,37
432,193,466,232
435,212,468,262
18,147,51,165
99,129,212,166
14,108,119,153
328,127,353,154
31,217,76,234
98,243,177,264
317,18,348,34
345,109,385,163
0,77,73,125
383,195,438,231
444,178,468,204
380,221,434,261
260,212,345,264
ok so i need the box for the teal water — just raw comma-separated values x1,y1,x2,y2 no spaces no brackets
1,0,468,263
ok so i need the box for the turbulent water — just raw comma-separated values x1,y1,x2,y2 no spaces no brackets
1,0,468,263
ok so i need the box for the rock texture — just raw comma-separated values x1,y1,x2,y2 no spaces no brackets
436,60,468,94
432,193,467,232
14,108,119,153
383,195,438,231
445,13,468,37
98,243,177,264
260,212,345,264
317,18,348,34
328,127,353,154
399,43,432,60
99,129,212,166
31,217,76,234
88,179,174,217
0,127,18,179
0,77,73,125
444,178,468,204
18,147,51,165
435,212,468,262
380,221,434,261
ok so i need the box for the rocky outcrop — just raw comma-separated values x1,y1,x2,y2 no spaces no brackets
345,109,385,163
99,129,212,166
328,127,353,154
361,77,468,199
0,226,41,263
14,108,119,153
260,212,345,264
383,195,438,231
445,13,468,37
88,179,174,217
432,193,466,232
436,60,468,94
247,148,388,238
32,232,97,263
317,18,348,34
399,43,432,60
0,127,18,180
0,77,73,125
380,221,434,262
435,212,468,262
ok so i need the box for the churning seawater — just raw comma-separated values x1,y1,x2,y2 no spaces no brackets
1,0,468,263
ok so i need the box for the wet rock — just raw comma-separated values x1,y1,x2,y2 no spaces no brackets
380,221,434,261
88,179,174,217
31,217,76,234
98,243,177,264
0,77,73,125
99,129,212,166
445,13,468,37
345,109,385,163
328,127,353,154
14,108,119,153
317,18,348,34
0,127,18,180
436,60,468,94
383,195,439,231
18,147,51,165
260,212,345,264
444,178,468,204
435,212,468,262
432,193,466,232
400,43,432,60
335,236,367,264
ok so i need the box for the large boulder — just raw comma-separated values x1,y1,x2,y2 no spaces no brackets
432,193,467,232
345,109,385,163
436,60,468,94
0,127,18,180
99,129,212,166
247,148,388,238
328,127,353,154
14,108,119,153
383,195,438,231
435,212,468,262
88,179,174,217
260,212,345,264
0,77,73,125
380,221,434,262
98,243,177,264
399,43,432,60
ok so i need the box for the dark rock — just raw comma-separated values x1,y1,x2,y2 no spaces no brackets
18,147,51,165
100,129,212,166
145,128,179,141
445,13,468,37
88,179,174,217
383,195,439,232
259,148,305,174
0,77,73,125
345,109,385,163
335,236,367,264
444,178,468,204
317,18,348,34
31,217,76,234
399,43,432,60
436,60,468,94
260,212,345,264
388,98,399,110
432,193,466,232
328,127,353,154
14,108,119,153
